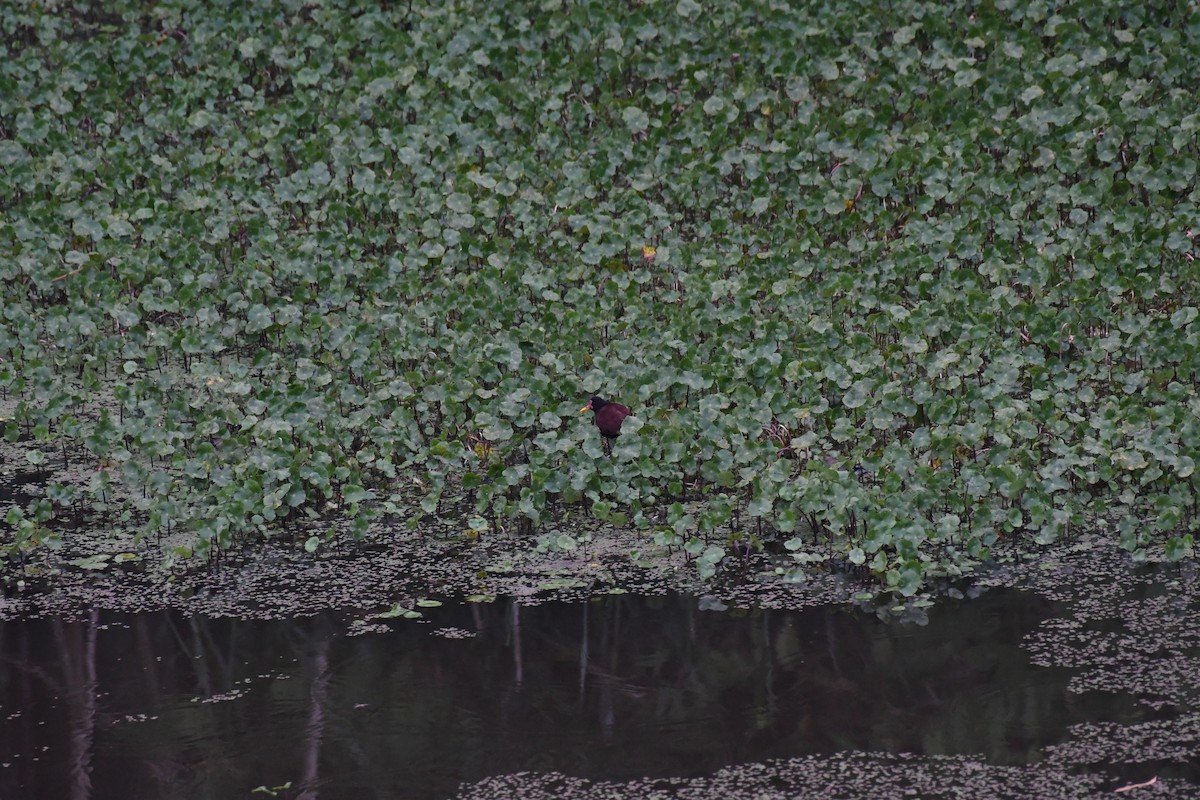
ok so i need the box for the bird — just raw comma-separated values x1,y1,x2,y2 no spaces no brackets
581,396,632,451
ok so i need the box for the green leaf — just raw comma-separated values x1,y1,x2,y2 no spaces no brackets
538,577,585,591
622,106,649,133
1171,307,1197,328
68,554,111,570
1165,535,1192,562
376,604,421,620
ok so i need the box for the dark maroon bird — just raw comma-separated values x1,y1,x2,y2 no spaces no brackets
581,395,631,439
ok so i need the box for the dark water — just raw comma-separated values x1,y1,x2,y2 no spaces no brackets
0,590,1157,799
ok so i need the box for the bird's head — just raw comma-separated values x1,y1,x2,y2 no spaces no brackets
581,395,606,413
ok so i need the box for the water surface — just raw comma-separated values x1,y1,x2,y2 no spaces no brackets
0,589,1168,799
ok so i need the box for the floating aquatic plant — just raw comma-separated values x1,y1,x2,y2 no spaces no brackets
1,0,1198,595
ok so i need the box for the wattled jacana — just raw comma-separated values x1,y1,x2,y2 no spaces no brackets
581,396,631,453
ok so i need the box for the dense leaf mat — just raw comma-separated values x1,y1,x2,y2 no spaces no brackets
2,1,1198,590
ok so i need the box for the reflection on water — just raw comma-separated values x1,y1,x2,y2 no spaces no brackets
0,590,1148,799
